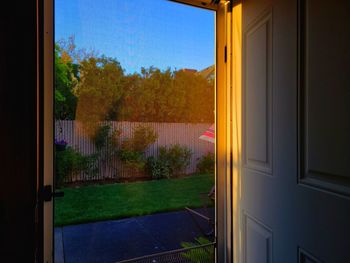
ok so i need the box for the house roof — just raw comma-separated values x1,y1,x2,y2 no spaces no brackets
198,65,215,80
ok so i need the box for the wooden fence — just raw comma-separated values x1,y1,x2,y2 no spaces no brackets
55,121,214,182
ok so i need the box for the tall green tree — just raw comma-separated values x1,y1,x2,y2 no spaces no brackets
75,56,125,135
54,44,78,120
120,67,214,123
55,37,214,124
173,69,214,123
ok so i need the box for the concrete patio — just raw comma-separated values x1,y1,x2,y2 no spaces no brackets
55,208,214,263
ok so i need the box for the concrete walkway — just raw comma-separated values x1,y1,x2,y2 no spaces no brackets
55,208,214,263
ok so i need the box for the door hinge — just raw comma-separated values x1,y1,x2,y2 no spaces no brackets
227,0,240,12
40,185,64,202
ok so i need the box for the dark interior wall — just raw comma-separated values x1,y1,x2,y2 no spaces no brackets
0,0,38,261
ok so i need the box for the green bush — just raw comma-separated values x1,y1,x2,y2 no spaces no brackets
92,124,112,150
118,125,158,173
92,124,121,152
121,125,158,152
91,124,121,175
118,149,145,170
196,152,215,174
55,146,97,187
146,156,170,179
158,144,192,177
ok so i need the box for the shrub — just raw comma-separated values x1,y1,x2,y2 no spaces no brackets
121,125,158,152
118,125,158,174
92,124,121,152
90,124,121,178
55,146,97,187
146,156,170,179
118,149,145,170
196,152,215,174
158,144,192,177
92,124,111,150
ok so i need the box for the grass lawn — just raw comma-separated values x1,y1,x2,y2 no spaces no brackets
55,174,214,226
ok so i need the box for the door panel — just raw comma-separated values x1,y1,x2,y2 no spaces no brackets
242,0,280,261
299,0,350,195
243,212,273,263
237,0,350,262
243,8,273,175
298,248,322,263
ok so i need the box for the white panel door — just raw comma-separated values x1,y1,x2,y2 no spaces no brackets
235,0,350,262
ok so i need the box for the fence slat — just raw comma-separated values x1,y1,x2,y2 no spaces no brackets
55,121,214,183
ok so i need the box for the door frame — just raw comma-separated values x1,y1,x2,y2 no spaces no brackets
40,0,54,262
39,0,234,262
229,3,242,263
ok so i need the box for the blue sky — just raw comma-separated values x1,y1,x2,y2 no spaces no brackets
55,0,215,74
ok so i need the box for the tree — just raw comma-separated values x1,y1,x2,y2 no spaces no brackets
120,67,176,122
54,44,78,120
173,69,214,123
120,67,214,123
75,56,125,135
55,37,214,124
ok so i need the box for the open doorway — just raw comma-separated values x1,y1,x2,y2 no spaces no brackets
49,0,220,262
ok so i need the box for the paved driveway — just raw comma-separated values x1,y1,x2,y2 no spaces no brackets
55,208,214,263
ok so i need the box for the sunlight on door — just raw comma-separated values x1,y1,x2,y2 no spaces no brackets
53,0,216,262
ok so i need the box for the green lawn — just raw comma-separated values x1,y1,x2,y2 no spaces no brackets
54,174,214,226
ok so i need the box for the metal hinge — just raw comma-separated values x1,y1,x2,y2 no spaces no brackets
227,0,238,12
